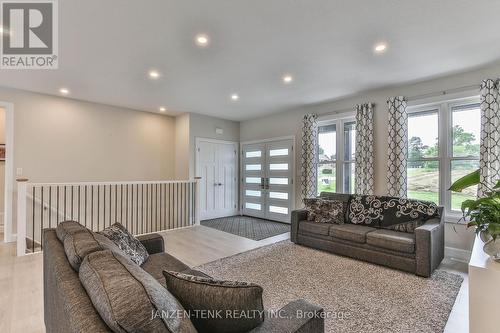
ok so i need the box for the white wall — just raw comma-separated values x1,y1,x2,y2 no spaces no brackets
240,61,500,254
0,87,177,182
175,113,190,180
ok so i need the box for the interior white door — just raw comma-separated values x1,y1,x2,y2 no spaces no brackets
242,139,294,223
197,140,238,220
216,143,238,217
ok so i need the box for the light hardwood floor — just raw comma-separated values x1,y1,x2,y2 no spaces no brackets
0,227,468,333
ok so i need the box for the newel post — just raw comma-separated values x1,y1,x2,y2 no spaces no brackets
16,178,29,256
194,177,201,225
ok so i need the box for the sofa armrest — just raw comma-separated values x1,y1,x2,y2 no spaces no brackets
291,209,308,243
248,299,324,333
137,233,164,254
415,215,444,277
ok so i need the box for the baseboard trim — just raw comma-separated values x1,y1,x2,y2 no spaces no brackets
445,246,471,263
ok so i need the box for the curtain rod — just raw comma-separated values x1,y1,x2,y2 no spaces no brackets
406,84,480,102
318,83,481,116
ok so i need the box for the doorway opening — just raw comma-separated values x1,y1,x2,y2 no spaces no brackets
241,137,295,224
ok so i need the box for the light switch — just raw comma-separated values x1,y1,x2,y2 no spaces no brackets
215,127,223,135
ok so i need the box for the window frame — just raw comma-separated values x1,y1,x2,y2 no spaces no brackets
407,94,480,220
317,112,356,195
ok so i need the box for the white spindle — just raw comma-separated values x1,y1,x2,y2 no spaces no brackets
16,178,28,256
195,177,201,225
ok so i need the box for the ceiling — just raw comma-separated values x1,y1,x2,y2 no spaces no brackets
1,0,500,121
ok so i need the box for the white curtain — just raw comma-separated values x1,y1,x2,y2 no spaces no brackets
301,114,319,200
478,79,500,197
354,103,375,195
387,96,408,198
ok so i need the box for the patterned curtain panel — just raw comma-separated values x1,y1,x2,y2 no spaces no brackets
301,114,319,200
387,96,408,198
354,103,375,195
478,79,500,197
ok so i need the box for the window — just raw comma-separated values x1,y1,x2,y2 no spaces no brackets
407,97,480,216
407,110,440,204
450,104,480,210
317,117,356,195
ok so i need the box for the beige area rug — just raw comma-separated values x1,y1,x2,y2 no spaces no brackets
196,241,463,333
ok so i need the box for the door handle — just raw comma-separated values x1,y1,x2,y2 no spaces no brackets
218,183,223,186
260,177,265,190
266,177,270,190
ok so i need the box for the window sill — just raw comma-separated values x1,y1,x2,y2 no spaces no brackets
444,212,467,224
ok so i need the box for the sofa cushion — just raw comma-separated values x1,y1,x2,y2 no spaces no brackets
98,222,149,265
80,250,197,333
298,221,331,236
56,221,87,242
163,271,264,333
63,230,122,271
304,198,346,224
329,224,377,243
366,229,415,253
141,252,190,286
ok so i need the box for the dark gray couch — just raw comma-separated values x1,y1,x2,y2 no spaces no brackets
43,228,325,333
291,193,445,277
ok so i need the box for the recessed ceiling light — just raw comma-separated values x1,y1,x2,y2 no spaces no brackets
374,43,387,53
283,74,293,84
231,94,239,101
195,34,209,47
148,70,160,79
59,88,69,95
159,107,166,112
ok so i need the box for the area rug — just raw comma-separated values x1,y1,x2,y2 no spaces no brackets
196,241,463,333
200,215,289,240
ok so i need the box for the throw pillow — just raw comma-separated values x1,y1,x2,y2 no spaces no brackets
304,198,345,224
99,222,149,265
56,220,87,242
63,229,125,271
163,271,264,333
80,250,197,333
348,195,440,231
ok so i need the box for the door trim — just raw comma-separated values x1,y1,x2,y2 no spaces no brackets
0,101,14,243
240,135,296,145
239,136,296,222
195,137,239,219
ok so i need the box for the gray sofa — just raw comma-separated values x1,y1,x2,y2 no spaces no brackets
291,193,445,277
43,227,325,333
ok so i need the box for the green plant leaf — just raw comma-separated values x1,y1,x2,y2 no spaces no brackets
494,180,500,190
449,169,480,192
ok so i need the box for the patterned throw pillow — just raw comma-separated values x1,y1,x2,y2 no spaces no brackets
304,198,345,224
348,195,440,231
98,223,149,265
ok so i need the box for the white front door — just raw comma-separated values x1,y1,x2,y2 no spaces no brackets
242,139,294,223
197,139,238,220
